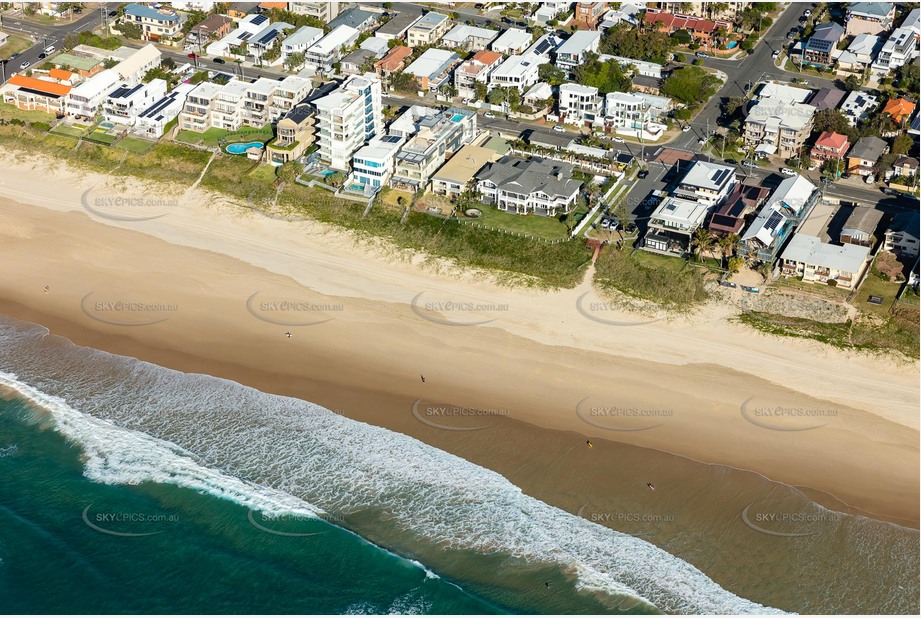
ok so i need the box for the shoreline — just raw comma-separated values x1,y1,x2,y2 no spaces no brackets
0,163,916,530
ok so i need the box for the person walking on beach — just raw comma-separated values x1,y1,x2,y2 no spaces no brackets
586,440,593,448
420,374,425,383
647,482,655,491
285,331,292,338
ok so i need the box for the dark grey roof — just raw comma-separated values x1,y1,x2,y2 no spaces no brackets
632,74,662,88
341,48,376,66
477,155,582,199
848,136,887,161
888,211,920,236
374,11,420,37
329,7,377,31
842,206,883,235
808,87,845,111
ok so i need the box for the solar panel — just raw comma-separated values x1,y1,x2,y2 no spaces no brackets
764,210,784,232
251,14,268,25
239,31,253,41
381,135,402,144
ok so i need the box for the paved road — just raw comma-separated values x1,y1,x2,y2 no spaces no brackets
0,8,107,80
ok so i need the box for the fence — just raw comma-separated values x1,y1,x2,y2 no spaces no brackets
454,218,571,244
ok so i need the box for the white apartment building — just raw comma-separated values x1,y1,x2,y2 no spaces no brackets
490,28,532,55
209,80,250,131
390,108,477,191
289,2,340,22
268,75,313,119
554,30,602,73
304,26,360,75
406,12,451,47
112,43,162,86
65,69,121,120
102,79,167,126
454,51,504,100
871,22,920,77
207,14,269,58
122,3,182,42
672,160,737,206
350,134,405,193
743,96,817,158
441,24,498,51
489,53,548,93
133,82,195,138
603,91,672,131
281,26,324,67
178,81,226,132
558,83,602,126
313,73,383,171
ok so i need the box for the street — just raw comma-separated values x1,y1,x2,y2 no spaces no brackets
0,7,105,77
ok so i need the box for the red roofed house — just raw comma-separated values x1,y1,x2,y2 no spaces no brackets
1,74,73,114
454,50,503,100
643,9,733,43
882,97,916,125
810,131,850,162
374,45,413,78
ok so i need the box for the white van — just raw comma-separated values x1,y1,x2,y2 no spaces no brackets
44,45,56,54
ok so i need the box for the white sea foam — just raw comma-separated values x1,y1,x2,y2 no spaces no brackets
0,322,787,615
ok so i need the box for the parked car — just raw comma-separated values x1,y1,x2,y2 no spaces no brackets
724,158,737,165
804,9,812,17
38,53,46,59
19,60,30,69
772,50,781,58
780,167,797,176
553,124,565,133
484,111,496,119
601,218,611,230
682,125,691,132
461,97,470,105
695,51,708,58
637,169,649,179
743,160,756,168
187,52,197,59
808,162,819,171
213,57,226,64
612,136,625,143
698,138,706,145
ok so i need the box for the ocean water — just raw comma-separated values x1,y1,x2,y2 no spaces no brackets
0,315,916,614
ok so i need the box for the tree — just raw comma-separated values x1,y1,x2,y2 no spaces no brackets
391,72,418,93
115,21,143,40
661,66,720,108
538,63,567,86
474,81,488,102
284,51,305,72
325,172,346,189
488,86,509,105
182,10,208,35
896,61,919,94
727,256,744,274
276,161,300,184
573,53,631,94
162,56,176,70
844,74,863,91
507,87,522,111
717,233,739,267
64,32,79,50
892,133,913,156
602,23,672,64
812,108,854,140
691,228,714,262
671,29,693,45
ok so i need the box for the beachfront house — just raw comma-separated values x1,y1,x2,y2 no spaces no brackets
475,155,583,217
313,73,384,171
779,233,871,289
740,174,818,263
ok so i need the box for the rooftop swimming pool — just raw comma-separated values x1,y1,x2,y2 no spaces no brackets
226,141,263,155
451,113,465,122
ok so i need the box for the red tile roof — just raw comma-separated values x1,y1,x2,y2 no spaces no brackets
375,45,413,72
814,131,849,150
883,98,915,124
471,50,503,66
644,11,730,34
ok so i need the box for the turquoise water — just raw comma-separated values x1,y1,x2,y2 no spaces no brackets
451,114,465,122
226,141,263,155
0,315,916,614
0,395,501,614
727,41,738,49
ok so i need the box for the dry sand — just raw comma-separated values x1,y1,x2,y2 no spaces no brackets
0,153,917,528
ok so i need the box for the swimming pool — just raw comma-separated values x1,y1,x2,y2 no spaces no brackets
451,113,465,122
99,121,114,129
226,141,263,154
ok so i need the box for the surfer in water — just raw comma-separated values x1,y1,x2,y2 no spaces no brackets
586,440,593,448
647,482,655,491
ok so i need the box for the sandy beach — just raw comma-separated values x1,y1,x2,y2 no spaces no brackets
0,152,917,531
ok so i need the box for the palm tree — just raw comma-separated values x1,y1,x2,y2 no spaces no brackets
691,227,714,262
716,233,739,268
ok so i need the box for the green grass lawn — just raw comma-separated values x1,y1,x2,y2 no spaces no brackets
593,242,710,309
773,275,851,300
0,33,34,60
856,264,903,316
114,136,156,154
50,124,89,138
248,163,279,183
175,127,228,147
83,131,118,145
0,103,55,124
466,204,570,240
